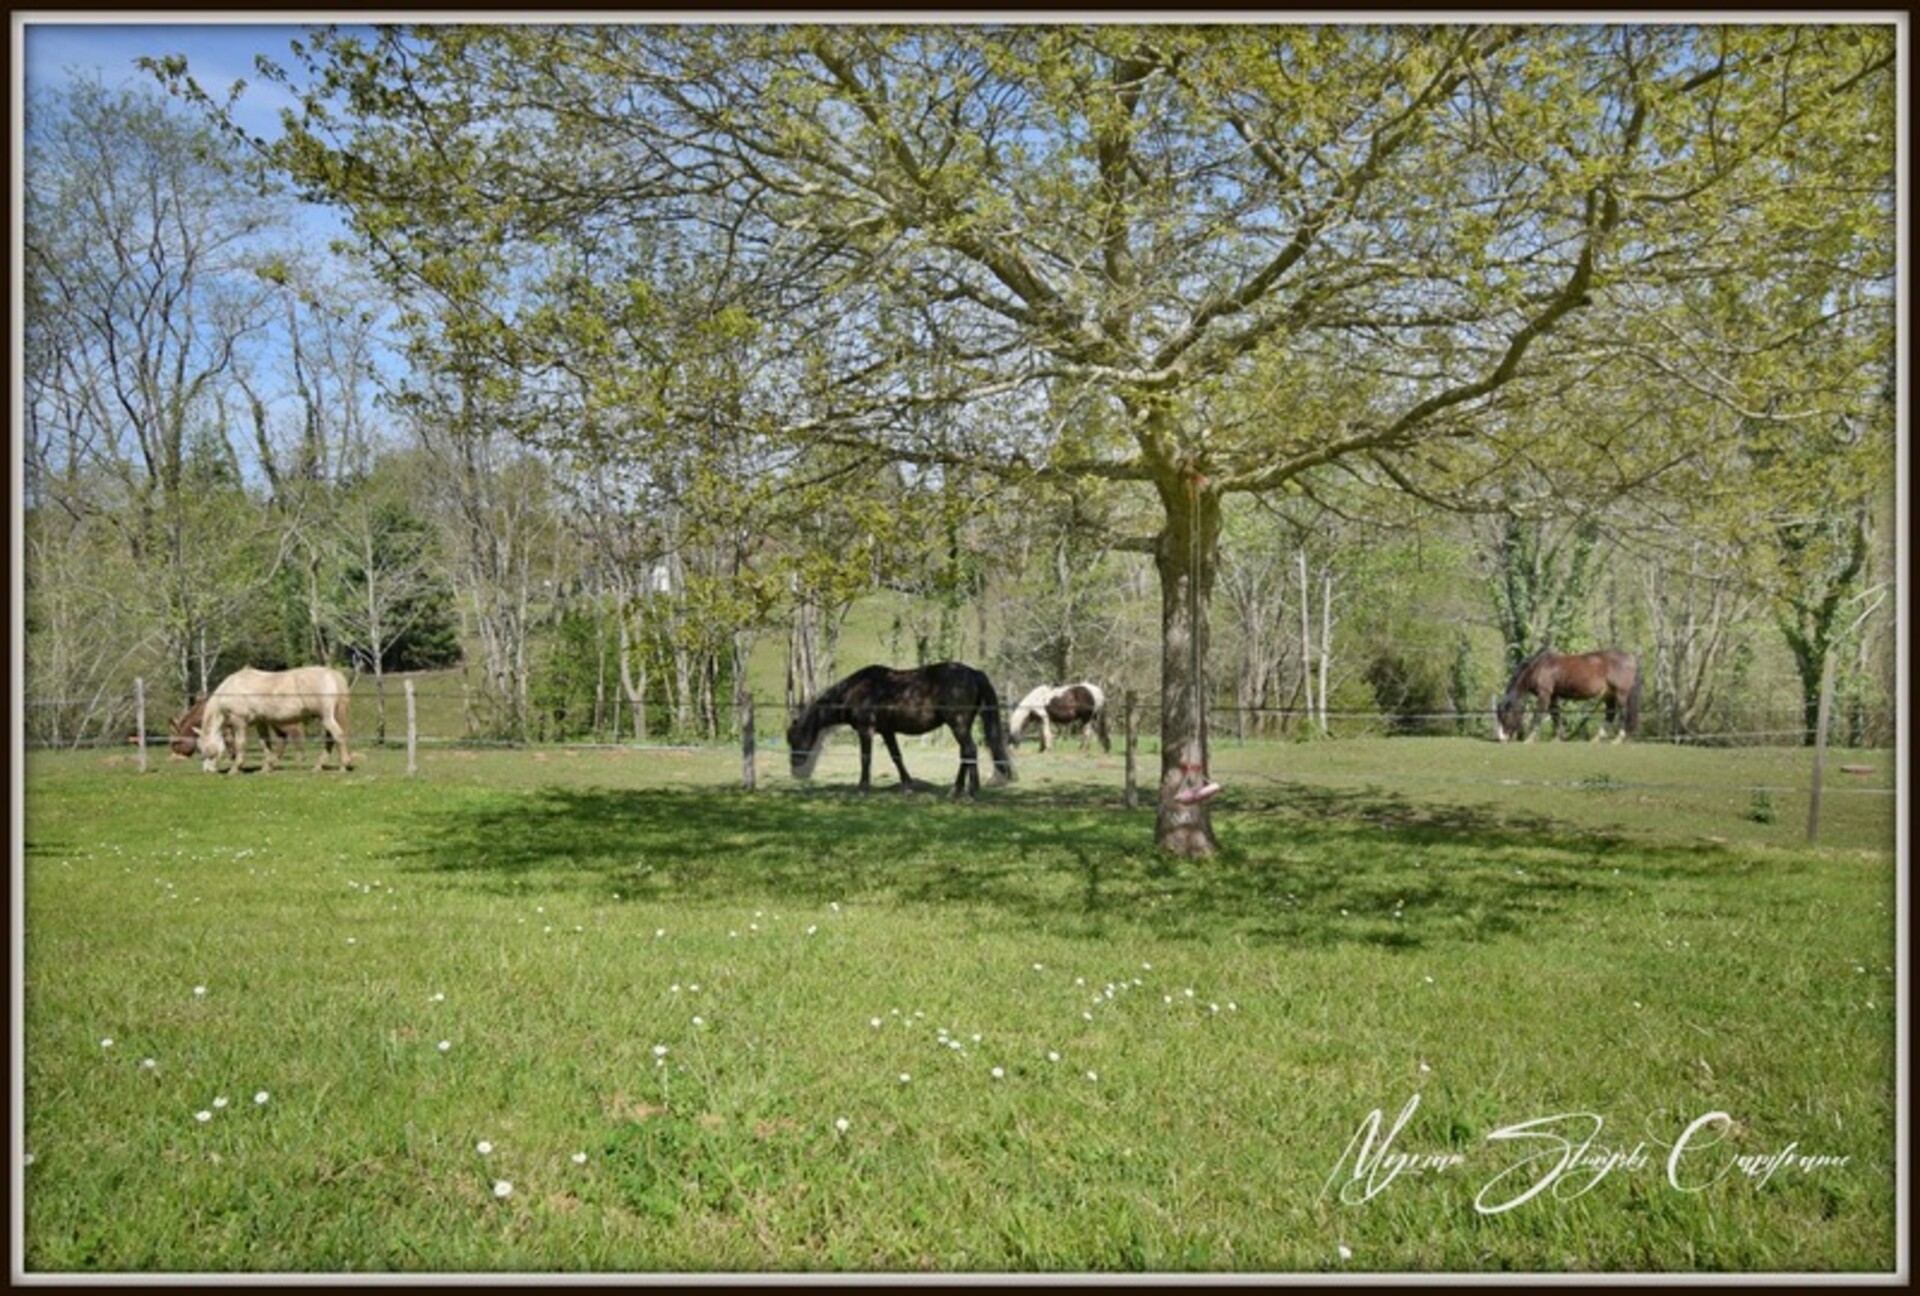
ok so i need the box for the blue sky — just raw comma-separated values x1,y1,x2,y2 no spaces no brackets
19,20,397,470
20,21,326,142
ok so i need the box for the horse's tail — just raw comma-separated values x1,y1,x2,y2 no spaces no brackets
1623,659,1643,738
979,673,1015,783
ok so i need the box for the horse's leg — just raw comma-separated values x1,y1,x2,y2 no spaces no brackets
950,718,979,799
319,707,349,771
257,720,279,772
1040,715,1054,753
880,729,918,791
229,721,249,775
857,729,875,792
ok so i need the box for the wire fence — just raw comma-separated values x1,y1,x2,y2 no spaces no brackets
22,678,1895,845
22,691,1896,748
21,682,1896,780
20,689,1890,753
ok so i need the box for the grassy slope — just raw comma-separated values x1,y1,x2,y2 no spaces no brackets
20,740,1898,1273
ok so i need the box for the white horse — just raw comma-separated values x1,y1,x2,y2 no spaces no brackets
1008,682,1111,753
198,666,353,774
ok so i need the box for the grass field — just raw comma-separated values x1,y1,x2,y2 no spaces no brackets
17,736,1901,1274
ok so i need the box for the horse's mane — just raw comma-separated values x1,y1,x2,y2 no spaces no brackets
791,665,873,737
1515,647,1552,681
806,667,865,711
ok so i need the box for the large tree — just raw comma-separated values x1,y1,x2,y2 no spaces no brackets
173,22,1894,853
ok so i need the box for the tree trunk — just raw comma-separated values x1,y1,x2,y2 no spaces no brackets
1154,473,1221,858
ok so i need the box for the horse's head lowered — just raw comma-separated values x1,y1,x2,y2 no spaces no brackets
1494,689,1527,742
786,710,824,779
1495,651,1548,742
169,699,207,758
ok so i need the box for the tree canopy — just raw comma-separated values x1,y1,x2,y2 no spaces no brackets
149,21,1896,852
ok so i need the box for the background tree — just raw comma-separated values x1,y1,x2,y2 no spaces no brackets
322,461,459,739
25,76,291,697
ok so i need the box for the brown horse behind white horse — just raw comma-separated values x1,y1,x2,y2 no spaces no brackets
1496,648,1641,744
198,666,353,773
170,695,303,762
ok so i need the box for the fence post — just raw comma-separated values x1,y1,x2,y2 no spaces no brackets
134,677,148,773
405,679,418,776
1124,689,1139,809
742,694,757,792
1806,648,1835,844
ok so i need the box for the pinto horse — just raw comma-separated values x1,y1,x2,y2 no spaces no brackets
1009,682,1111,754
170,695,303,762
1496,648,1642,744
786,662,1015,798
197,666,353,773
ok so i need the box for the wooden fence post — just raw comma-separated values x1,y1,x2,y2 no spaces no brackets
405,679,418,776
742,695,756,792
134,677,148,773
1807,649,1835,844
1124,689,1138,809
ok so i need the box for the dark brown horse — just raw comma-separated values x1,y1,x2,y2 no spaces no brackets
169,696,304,762
1496,648,1642,744
787,662,1015,797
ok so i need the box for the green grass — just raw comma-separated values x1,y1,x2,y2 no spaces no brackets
20,738,1898,1274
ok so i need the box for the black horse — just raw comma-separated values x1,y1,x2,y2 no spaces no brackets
786,662,1016,798
1496,648,1642,743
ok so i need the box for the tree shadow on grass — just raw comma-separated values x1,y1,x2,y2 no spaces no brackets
393,781,1743,950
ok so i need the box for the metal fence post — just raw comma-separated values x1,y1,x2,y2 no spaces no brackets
742,694,757,792
1807,649,1835,844
1124,689,1139,809
405,678,418,776
134,677,148,773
